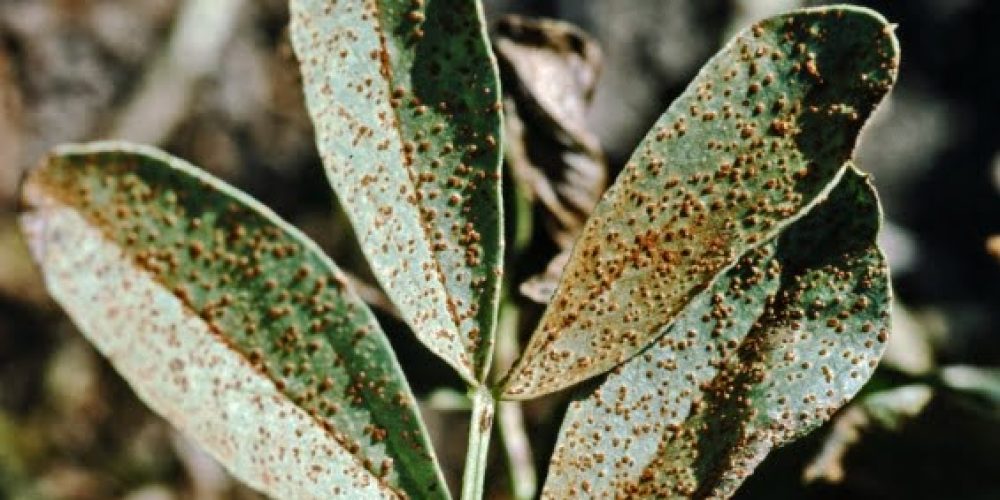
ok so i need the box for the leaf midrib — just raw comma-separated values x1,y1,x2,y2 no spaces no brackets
368,0,468,370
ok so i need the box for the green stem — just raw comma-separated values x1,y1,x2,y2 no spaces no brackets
461,386,495,500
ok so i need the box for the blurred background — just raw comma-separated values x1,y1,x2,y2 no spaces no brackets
0,0,996,498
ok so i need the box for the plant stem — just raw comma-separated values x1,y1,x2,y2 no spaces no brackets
492,302,537,499
498,400,537,500
461,386,495,500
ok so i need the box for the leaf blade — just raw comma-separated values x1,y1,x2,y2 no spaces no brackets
502,5,899,399
20,143,449,499
290,0,504,383
542,167,891,498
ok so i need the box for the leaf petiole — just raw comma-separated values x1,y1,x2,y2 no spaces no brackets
461,386,495,500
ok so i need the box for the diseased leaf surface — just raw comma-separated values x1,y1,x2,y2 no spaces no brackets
543,168,891,498
501,6,899,398
291,0,503,383
20,143,449,499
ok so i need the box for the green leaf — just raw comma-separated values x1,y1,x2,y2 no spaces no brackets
501,5,899,399
542,167,891,498
19,143,449,499
290,0,504,384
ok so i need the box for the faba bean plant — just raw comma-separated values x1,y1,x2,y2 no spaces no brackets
19,1,898,498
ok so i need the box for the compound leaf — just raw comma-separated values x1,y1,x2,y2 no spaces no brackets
501,5,899,399
543,167,891,498
291,0,503,384
20,143,449,499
